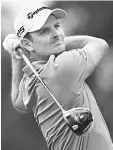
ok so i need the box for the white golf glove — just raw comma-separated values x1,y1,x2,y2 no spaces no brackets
3,33,22,59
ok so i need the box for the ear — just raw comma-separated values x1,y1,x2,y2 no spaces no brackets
21,38,34,52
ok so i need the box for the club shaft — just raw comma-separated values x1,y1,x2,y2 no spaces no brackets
18,48,66,113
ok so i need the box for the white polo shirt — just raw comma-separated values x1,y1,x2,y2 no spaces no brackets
18,49,113,150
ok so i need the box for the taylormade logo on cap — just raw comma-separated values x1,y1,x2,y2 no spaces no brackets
27,6,50,19
14,4,67,38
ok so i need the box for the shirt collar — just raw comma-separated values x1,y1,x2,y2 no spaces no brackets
22,60,47,77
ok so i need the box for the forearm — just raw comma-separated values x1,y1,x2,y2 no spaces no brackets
65,35,107,50
11,58,30,113
11,56,24,104
65,35,89,50
65,35,108,66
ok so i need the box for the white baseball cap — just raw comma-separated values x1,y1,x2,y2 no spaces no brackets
14,4,67,38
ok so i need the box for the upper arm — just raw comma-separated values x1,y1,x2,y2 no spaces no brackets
55,49,94,94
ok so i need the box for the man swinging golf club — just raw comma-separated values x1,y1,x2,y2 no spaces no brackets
3,3,113,150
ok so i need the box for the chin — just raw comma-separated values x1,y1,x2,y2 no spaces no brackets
55,44,65,53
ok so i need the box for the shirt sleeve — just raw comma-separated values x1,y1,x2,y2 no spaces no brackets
55,49,95,94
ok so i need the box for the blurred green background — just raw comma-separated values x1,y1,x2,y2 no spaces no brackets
1,1,113,150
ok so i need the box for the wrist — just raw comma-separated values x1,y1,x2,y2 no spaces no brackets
11,55,26,69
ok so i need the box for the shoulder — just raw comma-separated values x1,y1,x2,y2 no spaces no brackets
55,49,86,68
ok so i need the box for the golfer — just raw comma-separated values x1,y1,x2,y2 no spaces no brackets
3,4,113,150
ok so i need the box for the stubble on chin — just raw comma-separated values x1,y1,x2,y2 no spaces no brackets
53,45,65,57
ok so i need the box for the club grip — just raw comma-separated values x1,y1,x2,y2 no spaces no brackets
17,48,25,56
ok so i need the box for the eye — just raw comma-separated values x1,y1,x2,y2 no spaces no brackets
54,23,60,29
40,28,50,34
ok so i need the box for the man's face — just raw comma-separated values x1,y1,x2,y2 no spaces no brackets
29,15,65,60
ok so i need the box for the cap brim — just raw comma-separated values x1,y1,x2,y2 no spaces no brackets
51,8,67,19
29,8,67,33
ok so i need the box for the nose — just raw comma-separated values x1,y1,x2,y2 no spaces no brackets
51,27,60,38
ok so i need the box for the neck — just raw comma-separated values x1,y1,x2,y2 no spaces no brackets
29,50,52,62
29,50,64,62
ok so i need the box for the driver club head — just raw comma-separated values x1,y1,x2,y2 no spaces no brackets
63,107,94,136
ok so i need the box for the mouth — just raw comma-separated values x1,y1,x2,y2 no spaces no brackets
51,40,64,45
